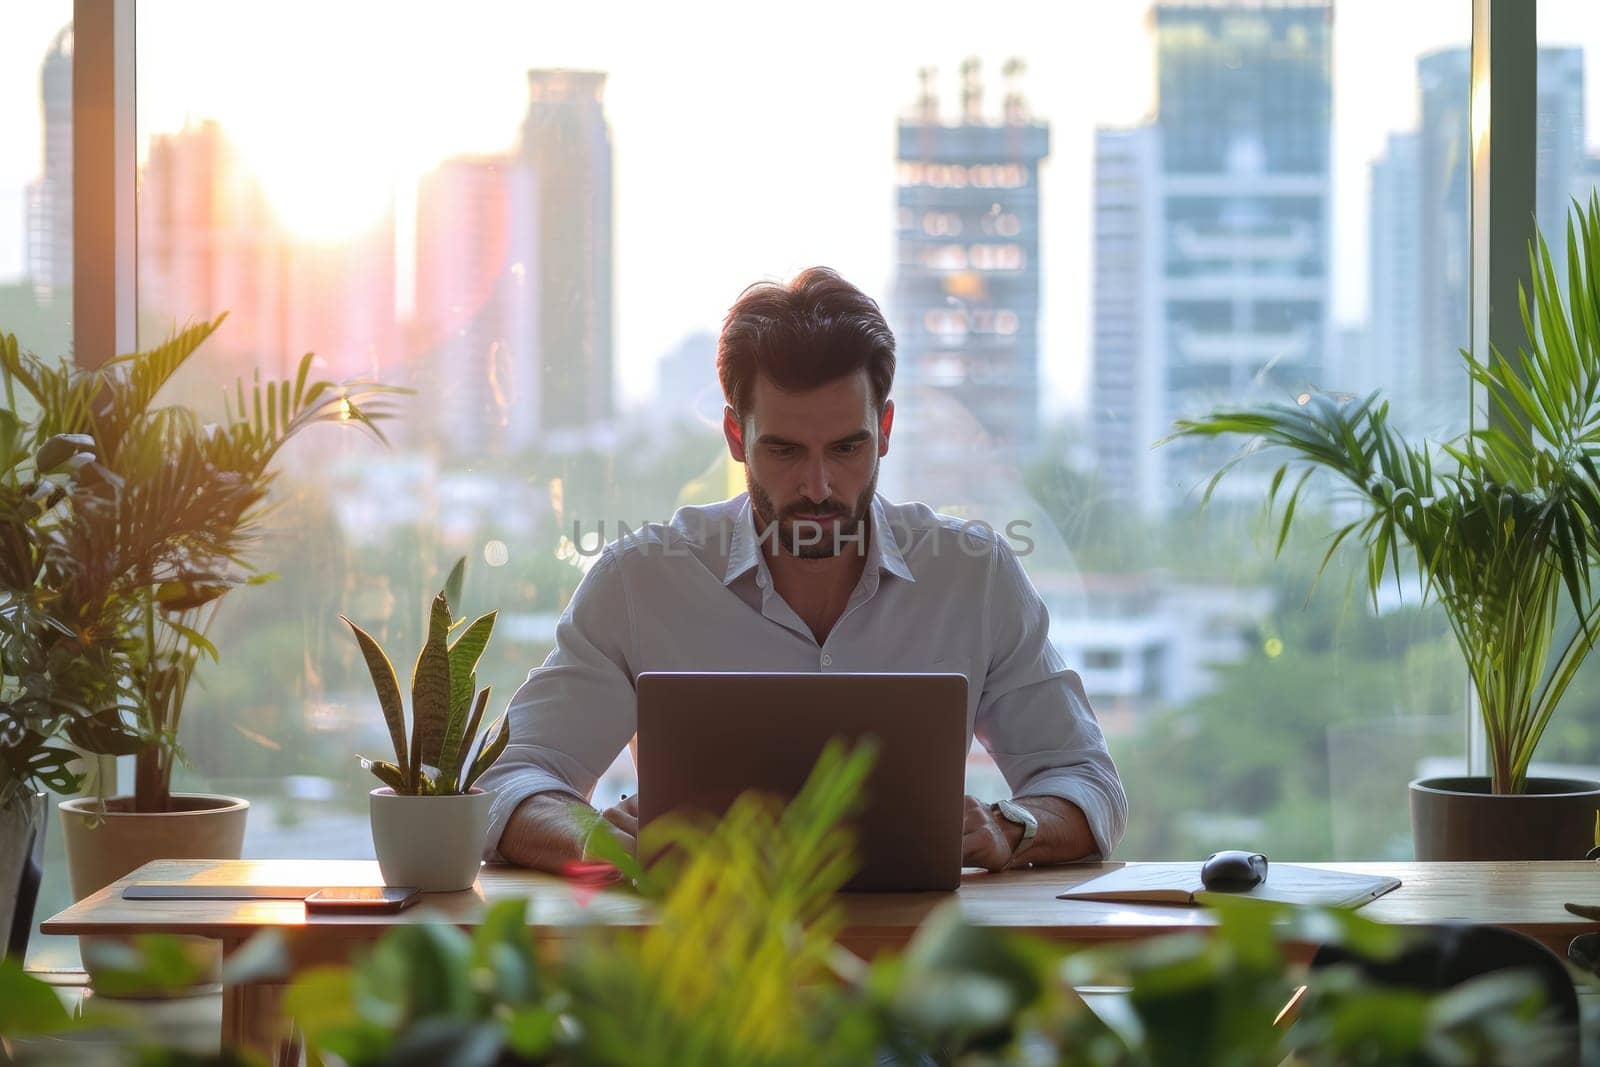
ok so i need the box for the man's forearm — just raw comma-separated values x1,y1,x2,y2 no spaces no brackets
496,791,592,873
1009,795,1097,866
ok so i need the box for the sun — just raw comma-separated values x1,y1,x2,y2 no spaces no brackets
237,128,404,244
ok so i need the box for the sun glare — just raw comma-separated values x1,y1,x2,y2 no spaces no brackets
244,139,401,244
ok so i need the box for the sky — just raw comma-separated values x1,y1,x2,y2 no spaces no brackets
3,1,1598,414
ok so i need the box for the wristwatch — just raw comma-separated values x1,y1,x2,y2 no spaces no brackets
992,798,1038,859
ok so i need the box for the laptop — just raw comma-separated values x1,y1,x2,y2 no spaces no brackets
636,671,968,892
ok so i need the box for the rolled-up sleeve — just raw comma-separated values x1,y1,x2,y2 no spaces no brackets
478,546,636,862
974,541,1128,858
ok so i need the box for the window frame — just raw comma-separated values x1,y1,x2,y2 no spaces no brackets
69,0,1545,789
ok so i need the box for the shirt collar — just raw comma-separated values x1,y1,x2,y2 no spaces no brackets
721,493,917,586
870,494,916,583
722,495,762,586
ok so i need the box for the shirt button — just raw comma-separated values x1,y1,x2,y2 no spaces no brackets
822,654,833,667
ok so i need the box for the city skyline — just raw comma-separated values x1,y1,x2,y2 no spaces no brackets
4,2,1599,417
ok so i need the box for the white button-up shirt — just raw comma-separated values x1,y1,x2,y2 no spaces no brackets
480,493,1127,860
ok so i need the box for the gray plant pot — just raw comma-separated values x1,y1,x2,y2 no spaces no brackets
1,793,47,960
1410,776,1600,860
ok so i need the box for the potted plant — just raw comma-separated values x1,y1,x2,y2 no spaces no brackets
343,559,507,891
1165,194,1600,859
0,316,401,905
0,373,129,957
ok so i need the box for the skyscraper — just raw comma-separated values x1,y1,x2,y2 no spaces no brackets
414,155,538,456
1366,131,1422,410
520,70,615,448
414,70,616,457
24,26,72,300
140,120,398,384
1091,0,1333,514
891,59,1050,464
1367,47,1587,432
1091,125,1162,508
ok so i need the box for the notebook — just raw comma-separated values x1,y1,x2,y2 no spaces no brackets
1057,863,1400,909
123,885,315,901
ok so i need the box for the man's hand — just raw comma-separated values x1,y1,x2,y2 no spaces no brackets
961,794,1021,872
594,794,639,858
498,791,638,873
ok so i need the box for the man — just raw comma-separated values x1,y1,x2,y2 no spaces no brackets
481,267,1126,872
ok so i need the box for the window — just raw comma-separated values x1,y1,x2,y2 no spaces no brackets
1532,0,1600,782
4,2,73,972
12,3,1553,972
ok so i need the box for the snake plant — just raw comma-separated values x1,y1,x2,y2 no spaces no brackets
343,559,507,796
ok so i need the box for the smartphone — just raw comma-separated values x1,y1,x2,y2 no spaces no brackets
304,886,420,913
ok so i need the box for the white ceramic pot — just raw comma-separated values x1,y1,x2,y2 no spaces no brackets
370,787,493,892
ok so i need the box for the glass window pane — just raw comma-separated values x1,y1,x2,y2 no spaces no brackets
1083,1,1471,860
1532,1,1600,787
32,2,1478,960
4,4,74,971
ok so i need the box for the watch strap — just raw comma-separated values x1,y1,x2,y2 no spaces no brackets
993,799,1038,855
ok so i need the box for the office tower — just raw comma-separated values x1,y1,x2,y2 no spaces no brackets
140,120,398,384
1366,131,1422,408
1539,49,1588,266
25,26,72,299
1091,0,1333,514
654,330,720,427
1369,47,1587,432
1091,126,1163,510
891,59,1050,464
519,70,615,448
414,155,538,456
414,70,616,457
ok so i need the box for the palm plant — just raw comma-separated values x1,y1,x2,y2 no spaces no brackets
0,315,402,812
0,376,127,811
342,559,508,796
1166,193,1600,795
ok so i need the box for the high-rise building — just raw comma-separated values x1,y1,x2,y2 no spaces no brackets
520,70,615,448
1366,131,1422,410
414,69,616,458
24,26,72,300
654,329,720,427
1091,126,1163,509
891,59,1050,465
1367,47,1587,432
414,155,538,456
140,120,398,386
1091,0,1333,514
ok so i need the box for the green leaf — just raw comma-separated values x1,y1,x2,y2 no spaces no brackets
463,711,509,792
446,609,495,731
220,930,290,985
284,964,392,1064
440,685,491,794
411,592,453,781
35,432,95,472
360,755,407,792
343,615,410,777
442,556,466,618
0,957,72,1035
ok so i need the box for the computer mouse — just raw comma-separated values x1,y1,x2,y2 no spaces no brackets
1201,850,1268,892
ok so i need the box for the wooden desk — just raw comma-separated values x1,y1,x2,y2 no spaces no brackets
42,859,1600,1051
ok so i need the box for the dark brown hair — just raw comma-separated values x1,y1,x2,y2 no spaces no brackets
717,267,896,419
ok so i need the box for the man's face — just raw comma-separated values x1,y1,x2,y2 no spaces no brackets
723,369,894,559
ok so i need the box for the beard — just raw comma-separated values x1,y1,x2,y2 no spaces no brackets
746,464,878,560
